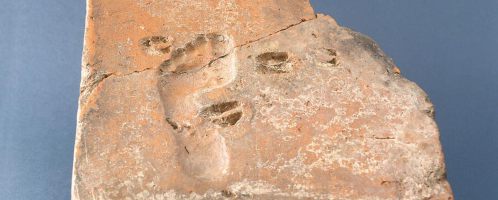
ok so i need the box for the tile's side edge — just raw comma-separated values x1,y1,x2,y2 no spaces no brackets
71,0,95,199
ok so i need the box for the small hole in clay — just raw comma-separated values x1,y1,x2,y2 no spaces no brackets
328,57,338,65
221,190,235,197
201,101,239,117
256,52,292,73
165,118,179,130
140,36,173,55
212,112,242,127
425,108,435,118
257,52,289,65
326,48,339,66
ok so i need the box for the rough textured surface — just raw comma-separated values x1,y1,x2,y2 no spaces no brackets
72,0,453,199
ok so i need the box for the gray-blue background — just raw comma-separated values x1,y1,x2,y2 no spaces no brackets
1,1,496,199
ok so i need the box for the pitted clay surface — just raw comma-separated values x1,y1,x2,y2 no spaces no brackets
72,1,453,199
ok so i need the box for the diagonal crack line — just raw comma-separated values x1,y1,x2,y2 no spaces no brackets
374,137,396,140
82,16,317,96
237,16,317,48
159,47,236,76
79,67,155,98
175,49,233,75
